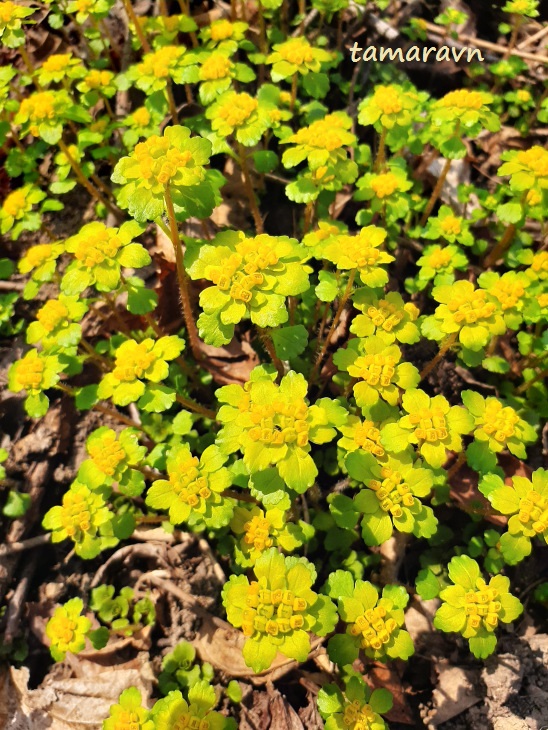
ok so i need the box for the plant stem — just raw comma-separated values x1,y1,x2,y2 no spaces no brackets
259,329,285,382
175,393,216,420
166,82,179,124
484,224,517,268
420,332,458,381
221,489,260,505
56,383,148,432
447,450,466,479
420,157,452,227
303,201,315,234
122,0,151,52
290,74,298,112
516,368,548,394
163,185,202,360
237,142,263,234
374,128,387,172
19,47,41,90
310,269,356,383
57,139,118,216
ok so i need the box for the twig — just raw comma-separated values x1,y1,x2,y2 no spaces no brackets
0,533,51,558
3,556,38,644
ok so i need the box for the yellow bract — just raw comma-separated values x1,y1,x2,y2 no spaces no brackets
350,603,398,651
36,299,69,333
348,353,397,387
89,432,126,477
427,248,453,269
131,107,151,127
59,489,93,537
343,701,376,729
0,0,21,22
289,115,352,152
515,146,548,179
352,420,384,457
242,583,307,637
216,92,258,127
84,69,112,88
19,91,56,122
369,466,415,518
73,226,121,266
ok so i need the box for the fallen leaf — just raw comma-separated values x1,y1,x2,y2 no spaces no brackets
426,664,480,728
368,663,414,725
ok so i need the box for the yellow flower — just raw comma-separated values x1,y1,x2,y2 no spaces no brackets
438,89,487,111
370,172,400,199
267,37,332,79
36,299,69,333
71,225,122,266
276,37,315,66
428,248,453,269
439,215,462,236
19,91,56,123
338,415,386,458
83,68,112,89
2,188,27,218
323,226,394,286
89,431,126,477
218,92,257,127
139,45,184,79
499,146,548,199
199,52,233,81
46,598,91,662
42,53,71,72
210,18,235,40
517,89,531,103
358,83,421,131
131,106,151,127
526,251,548,281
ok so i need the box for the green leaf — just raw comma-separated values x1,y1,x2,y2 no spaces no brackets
226,680,243,703
271,325,308,360
315,270,338,301
74,384,99,411
325,569,355,599
329,494,359,530
252,150,279,174
482,356,510,374
415,568,441,599
88,627,109,650
302,72,329,99
138,384,176,412
125,277,158,315
327,633,359,667
447,555,480,590
317,685,344,715
360,510,393,546
2,490,31,518
496,202,523,224
111,512,135,540
468,633,497,659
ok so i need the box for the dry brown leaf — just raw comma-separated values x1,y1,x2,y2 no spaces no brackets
426,664,480,728
197,330,260,385
240,685,305,730
0,658,154,730
368,663,414,725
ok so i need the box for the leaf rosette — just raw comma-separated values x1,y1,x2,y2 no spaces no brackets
46,597,91,662
187,231,310,346
216,367,346,493
146,443,234,529
433,555,523,658
326,571,413,664
350,290,420,345
318,675,392,730
78,427,147,497
222,548,337,672
322,226,394,287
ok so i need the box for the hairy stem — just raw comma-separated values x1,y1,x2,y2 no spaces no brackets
121,0,151,52
163,185,202,360
420,331,458,381
259,329,285,382
420,157,452,227
57,139,118,216
237,142,263,234
175,393,216,420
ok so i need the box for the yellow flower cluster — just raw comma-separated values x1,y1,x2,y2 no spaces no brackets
447,288,496,325
488,278,525,311
18,91,57,134
168,453,211,507
463,579,502,631
370,467,415,518
343,701,376,729
112,341,157,382
15,354,44,391
350,604,398,651
216,92,258,128
132,135,193,187
439,215,462,236
59,488,93,537
276,37,315,66
481,400,520,444
348,353,397,388
408,407,448,443
247,399,310,447
427,248,453,269
370,172,400,199
352,420,384,457
517,489,548,536
88,432,125,477
241,584,307,637
42,53,72,72
200,53,233,81
2,188,27,217
438,89,487,111
243,514,273,552
138,45,184,79
72,226,121,266
373,86,404,115
289,114,354,152
210,18,234,40
366,301,409,334
515,146,548,178
84,69,112,89
206,234,279,303
36,299,69,333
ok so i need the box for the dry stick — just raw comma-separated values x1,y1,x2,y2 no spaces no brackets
122,0,151,52
310,269,356,383
0,533,51,558
419,157,452,227
421,19,548,65
237,142,264,234
517,24,548,50
419,332,458,381
163,185,203,360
